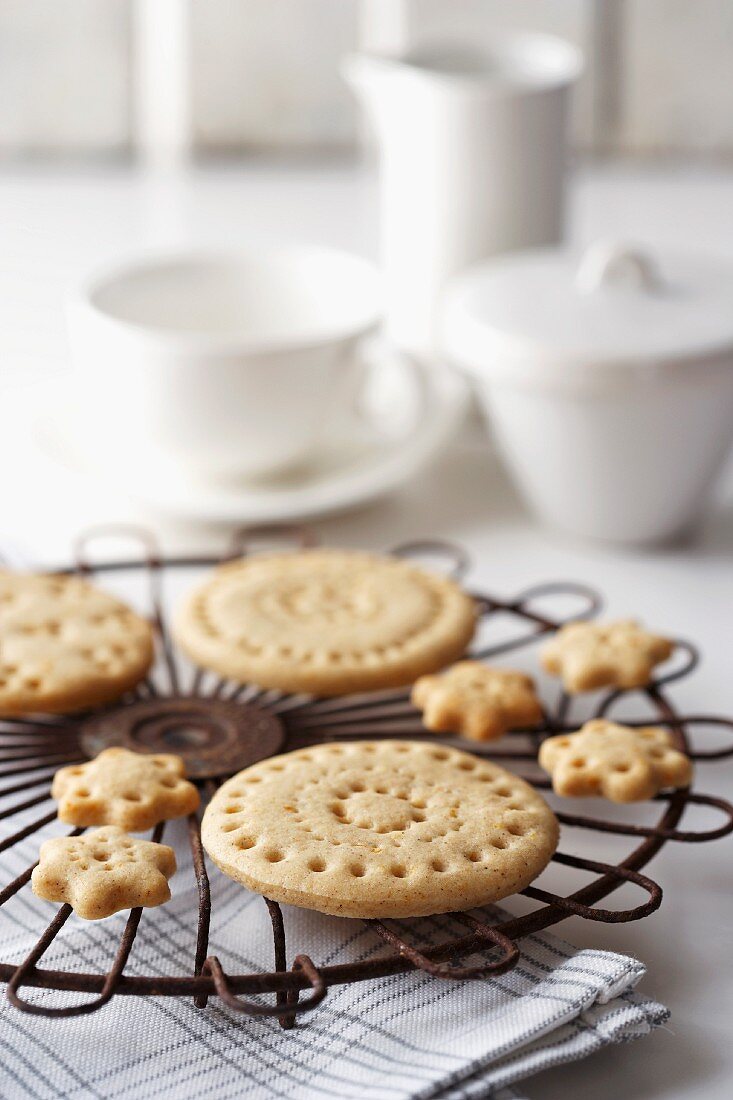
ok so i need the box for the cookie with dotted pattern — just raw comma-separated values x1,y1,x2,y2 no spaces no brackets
541,619,674,694
201,740,559,918
32,826,176,920
412,661,543,741
173,550,477,696
0,571,154,714
52,748,200,831
539,719,693,803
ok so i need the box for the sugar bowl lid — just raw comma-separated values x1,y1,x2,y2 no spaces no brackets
443,239,733,384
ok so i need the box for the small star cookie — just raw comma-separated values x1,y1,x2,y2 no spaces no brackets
539,719,693,803
541,619,673,694
411,661,543,741
31,826,176,920
52,748,200,832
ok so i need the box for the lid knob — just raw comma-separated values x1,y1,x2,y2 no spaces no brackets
575,240,661,295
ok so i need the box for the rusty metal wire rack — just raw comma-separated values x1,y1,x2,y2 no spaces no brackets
1,523,732,1027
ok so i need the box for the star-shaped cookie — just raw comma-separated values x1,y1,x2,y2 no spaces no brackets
31,826,176,920
541,619,674,694
52,748,200,832
411,661,543,741
538,719,693,803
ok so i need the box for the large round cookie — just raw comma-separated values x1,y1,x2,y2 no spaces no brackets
174,550,476,695
201,740,559,918
0,572,155,715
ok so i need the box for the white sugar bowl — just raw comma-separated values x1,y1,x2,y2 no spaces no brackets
443,240,733,544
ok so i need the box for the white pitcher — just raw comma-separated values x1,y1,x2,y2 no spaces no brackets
343,35,583,360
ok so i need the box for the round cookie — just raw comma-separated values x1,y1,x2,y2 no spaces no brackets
201,740,559,918
174,550,477,695
0,571,155,715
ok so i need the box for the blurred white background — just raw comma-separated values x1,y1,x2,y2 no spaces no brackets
0,0,732,161
1,0,733,551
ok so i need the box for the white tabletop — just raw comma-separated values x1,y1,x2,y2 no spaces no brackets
0,160,732,1099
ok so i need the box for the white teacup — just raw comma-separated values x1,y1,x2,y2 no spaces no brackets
67,247,381,481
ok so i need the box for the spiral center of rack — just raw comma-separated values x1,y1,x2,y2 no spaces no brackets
79,697,285,779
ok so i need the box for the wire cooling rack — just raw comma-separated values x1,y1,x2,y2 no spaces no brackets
0,524,731,1027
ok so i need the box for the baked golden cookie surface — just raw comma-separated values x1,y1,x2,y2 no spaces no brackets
541,619,673,694
53,748,200,832
174,550,477,695
31,826,176,920
539,719,693,803
412,661,543,741
201,740,559,918
0,571,154,715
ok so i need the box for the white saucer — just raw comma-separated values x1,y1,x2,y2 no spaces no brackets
33,352,468,524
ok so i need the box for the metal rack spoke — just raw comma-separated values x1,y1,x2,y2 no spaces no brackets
0,810,60,854
557,791,733,843
0,748,78,765
202,952,326,1018
0,716,77,731
0,773,68,799
522,851,662,923
0,791,54,821
369,914,520,980
0,757,83,780
0,739,79,753
188,798,213,1010
388,539,471,582
8,905,145,1017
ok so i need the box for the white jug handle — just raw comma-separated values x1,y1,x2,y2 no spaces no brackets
575,240,661,295
335,333,429,437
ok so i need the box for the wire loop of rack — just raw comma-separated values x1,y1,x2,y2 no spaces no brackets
0,523,731,1024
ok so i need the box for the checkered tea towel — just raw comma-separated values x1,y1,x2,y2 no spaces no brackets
0,814,668,1100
